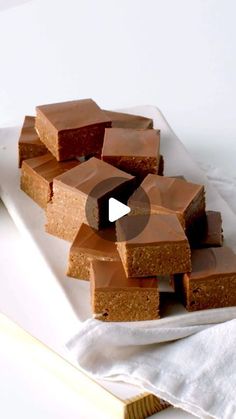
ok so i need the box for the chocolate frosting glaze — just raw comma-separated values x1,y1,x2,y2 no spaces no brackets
190,247,236,279
129,174,203,212
103,110,153,129
91,260,158,289
102,128,160,157
116,213,187,246
204,211,223,242
19,116,42,145
23,153,80,183
36,99,111,131
55,157,134,197
72,224,119,259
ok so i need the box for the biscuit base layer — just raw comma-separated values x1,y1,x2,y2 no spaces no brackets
21,165,51,209
93,289,160,322
67,250,119,281
176,273,236,311
45,203,83,242
117,242,191,277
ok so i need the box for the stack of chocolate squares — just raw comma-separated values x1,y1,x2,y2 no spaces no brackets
19,98,236,322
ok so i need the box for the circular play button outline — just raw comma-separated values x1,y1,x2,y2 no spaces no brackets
85,176,150,242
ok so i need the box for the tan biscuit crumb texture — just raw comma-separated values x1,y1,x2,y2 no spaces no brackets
45,203,82,242
67,250,119,281
183,274,236,311
93,289,160,322
35,111,59,159
21,168,51,209
67,251,91,281
46,179,98,240
117,242,191,277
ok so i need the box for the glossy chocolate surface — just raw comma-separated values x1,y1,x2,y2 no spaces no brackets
104,110,153,129
201,211,223,246
129,174,203,212
190,247,236,279
116,213,187,247
102,128,160,157
54,157,134,197
22,153,80,183
19,116,42,145
190,210,223,248
71,223,119,258
91,260,158,289
36,99,111,131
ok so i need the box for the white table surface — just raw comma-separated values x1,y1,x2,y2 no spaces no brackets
0,200,194,418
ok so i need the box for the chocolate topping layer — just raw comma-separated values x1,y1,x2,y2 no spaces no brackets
129,174,203,212
19,116,42,145
54,157,134,198
116,213,187,247
23,153,80,183
202,211,223,245
91,260,158,289
36,99,110,131
190,210,223,247
72,223,118,258
102,128,160,157
190,247,236,279
103,110,153,129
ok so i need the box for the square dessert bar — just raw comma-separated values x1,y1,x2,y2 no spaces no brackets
128,174,205,229
90,260,160,321
18,116,47,167
116,214,191,277
46,157,136,241
21,153,80,209
35,99,111,161
101,128,161,180
104,110,153,129
67,224,119,281
189,210,223,248
174,247,236,311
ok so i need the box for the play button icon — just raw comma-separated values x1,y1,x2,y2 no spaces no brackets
108,198,131,222
85,176,150,242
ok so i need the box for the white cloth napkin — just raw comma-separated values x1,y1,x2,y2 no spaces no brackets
66,168,236,419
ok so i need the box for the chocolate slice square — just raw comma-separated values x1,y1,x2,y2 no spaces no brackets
128,174,205,229
20,153,80,209
67,224,119,281
103,110,153,129
116,214,191,277
101,128,160,181
174,247,236,311
35,99,111,161
91,260,160,321
18,116,47,167
46,157,136,241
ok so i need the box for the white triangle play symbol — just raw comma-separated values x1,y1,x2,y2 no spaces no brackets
108,198,131,222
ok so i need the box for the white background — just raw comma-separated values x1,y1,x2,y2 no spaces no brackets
0,0,236,176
